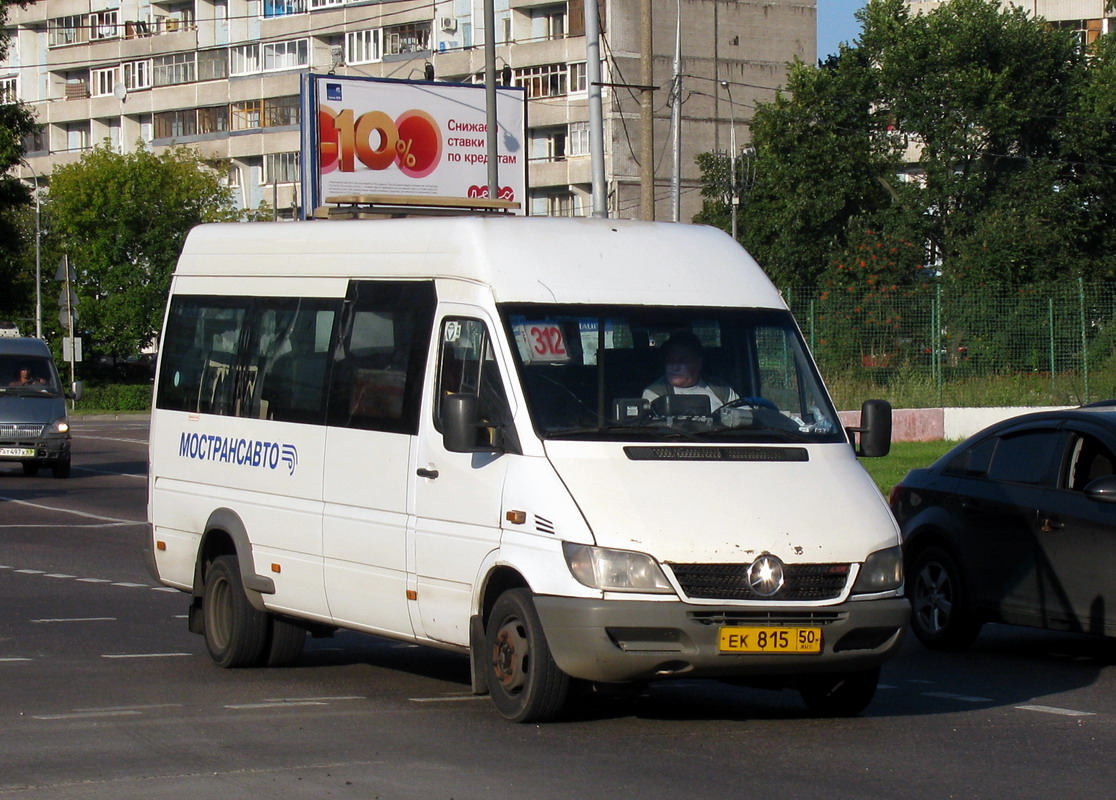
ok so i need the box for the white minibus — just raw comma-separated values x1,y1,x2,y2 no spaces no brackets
146,216,905,722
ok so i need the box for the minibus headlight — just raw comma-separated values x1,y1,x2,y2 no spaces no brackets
562,542,674,593
852,546,903,594
49,418,70,435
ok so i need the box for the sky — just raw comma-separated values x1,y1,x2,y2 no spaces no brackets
817,0,866,60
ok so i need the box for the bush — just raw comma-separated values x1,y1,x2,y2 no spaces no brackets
74,382,153,413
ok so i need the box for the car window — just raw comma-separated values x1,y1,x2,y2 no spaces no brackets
984,430,1062,485
1065,433,1116,491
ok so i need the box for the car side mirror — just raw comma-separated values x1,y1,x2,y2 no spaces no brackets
70,380,84,402
848,399,892,458
1084,474,1116,503
443,393,500,454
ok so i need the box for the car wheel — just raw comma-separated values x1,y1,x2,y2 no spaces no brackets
264,615,306,667
799,667,880,717
203,555,269,668
21,462,39,477
51,457,71,479
909,545,982,650
485,588,569,723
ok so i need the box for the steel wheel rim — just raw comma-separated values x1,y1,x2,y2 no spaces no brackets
491,616,530,694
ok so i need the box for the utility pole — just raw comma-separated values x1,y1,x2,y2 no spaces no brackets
585,0,608,217
639,0,654,221
484,0,499,200
720,80,738,241
670,0,682,222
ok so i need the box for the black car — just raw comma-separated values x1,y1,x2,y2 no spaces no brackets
890,404,1116,650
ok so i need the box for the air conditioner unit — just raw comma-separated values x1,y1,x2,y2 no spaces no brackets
439,16,457,33
165,17,179,32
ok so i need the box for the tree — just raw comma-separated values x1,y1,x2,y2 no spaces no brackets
698,0,1112,292
0,0,39,322
45,144,240,356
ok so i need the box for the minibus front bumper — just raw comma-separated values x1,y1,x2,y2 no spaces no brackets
532,595,909,684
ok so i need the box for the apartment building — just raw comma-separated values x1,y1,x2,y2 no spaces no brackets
907,0,1116,40
1,0,815,221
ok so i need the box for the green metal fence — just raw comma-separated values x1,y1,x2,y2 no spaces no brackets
782,281,1116,409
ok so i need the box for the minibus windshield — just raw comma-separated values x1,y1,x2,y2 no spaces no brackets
501,305,845,444
0,355,62,397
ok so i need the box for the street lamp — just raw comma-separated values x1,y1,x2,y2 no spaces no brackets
21,161,43,339
719,80,738,241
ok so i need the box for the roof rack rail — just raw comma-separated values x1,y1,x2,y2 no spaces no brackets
313,193,521,219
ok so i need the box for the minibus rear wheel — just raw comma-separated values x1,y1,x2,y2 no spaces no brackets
203,554,269,668
485,589,569,723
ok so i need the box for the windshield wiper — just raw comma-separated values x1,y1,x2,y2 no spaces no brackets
546,424,704,442
695,424,813,443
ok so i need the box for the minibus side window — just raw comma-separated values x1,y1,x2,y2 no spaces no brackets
327,281,435,435
157,296,248,416
248,300,338,424
435,318,511,445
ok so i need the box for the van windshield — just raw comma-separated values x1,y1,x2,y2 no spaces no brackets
0,354,63,397
500,305,845,444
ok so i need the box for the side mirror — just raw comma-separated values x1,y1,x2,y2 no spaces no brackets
848,399,891,458
1084,474,1116,503
443,393,499,453
70,380,84,402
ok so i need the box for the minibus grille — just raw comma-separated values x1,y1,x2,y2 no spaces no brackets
0,423,45,440
668,562,850,601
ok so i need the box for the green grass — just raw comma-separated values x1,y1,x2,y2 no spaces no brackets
860,440,957,495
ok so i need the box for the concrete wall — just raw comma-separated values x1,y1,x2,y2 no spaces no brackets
838,406,1075,442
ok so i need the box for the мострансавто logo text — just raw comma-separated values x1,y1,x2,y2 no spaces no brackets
179,432,298,476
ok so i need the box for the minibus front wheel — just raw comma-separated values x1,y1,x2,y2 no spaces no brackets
485,589,569,723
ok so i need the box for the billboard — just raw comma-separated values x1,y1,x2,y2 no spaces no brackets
300,74,527,216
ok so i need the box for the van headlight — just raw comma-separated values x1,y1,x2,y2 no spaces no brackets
49,418,70,435
562,542,674,593
851,546,903,594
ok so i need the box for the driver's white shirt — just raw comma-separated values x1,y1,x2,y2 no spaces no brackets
642,380,740,407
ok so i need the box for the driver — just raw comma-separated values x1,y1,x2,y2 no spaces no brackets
642,331,739,409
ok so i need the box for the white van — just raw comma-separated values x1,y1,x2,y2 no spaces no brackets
146,216,905,722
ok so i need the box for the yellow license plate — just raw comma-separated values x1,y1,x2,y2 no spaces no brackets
718,626,823,654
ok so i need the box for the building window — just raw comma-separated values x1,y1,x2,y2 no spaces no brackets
232,100,264,130
197,49,228,81
0,76,16,104
310,0,344,8
265,96,300,127
64,75,89,100
198,105,230,134
123,60,152,90
569,121,590,156
153,53,195,86
48,15,89,48
263,39,310,71
91,66,119,98
263,0,307,17
91,10,119,41
514,63,567,99
383,23,431,55
532,5,566,40
154,109,198,139
65,122,90,152
568,62,587,94
346,29,380,64
230,44,261,76
532,128,566,161
264,152,300,184
22,125,47,154
221,163,241,188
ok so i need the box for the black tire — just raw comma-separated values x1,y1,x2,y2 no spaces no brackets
909,545,982,650
203,555,269,668
485,589,569,723
264,615,306,667
51,458,70,479
799,667,880,717
21,462,39,477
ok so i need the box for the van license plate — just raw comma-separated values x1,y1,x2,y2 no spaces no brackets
0,447,35,458
718,626,822,654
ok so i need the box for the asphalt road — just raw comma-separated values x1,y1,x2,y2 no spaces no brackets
2,417,1116,799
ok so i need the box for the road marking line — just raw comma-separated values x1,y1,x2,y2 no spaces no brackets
922,691,995,703
0,495,142,525
43,573,76,579
76,466,147,479
76,578,112,583
263,696,365,703
14,569,45,574
75,704,183,713
111,582,150,588
152,587,179,593
0,657,32,662
32,709,141,723
78,435,149,445
409,694,485,703
226,701,330,709
1016,704,1096,717
101,653,191,659
32,617,116,623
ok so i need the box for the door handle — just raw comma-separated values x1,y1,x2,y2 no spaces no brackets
416,467,439,480
1040,517,1063,533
